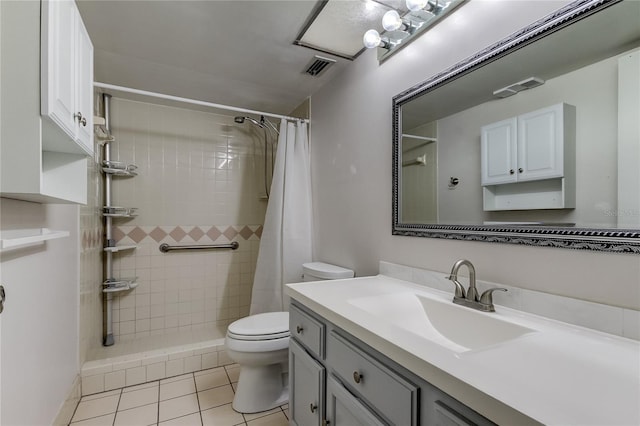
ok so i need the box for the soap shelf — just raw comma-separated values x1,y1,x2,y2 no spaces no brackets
103,244,137,253
102,206,138,217
102,160,138,176
0,228,70,251
102,277,138,293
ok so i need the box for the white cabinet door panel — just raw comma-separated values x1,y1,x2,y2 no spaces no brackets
74,14,94,153
43,0,76,137
481,118,517,185
41,0,94,157
518,104,563,181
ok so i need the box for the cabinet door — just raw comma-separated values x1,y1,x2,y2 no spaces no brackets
481,118,517,185
326,376,385,426
326,331,418,425
42,0,77,138
290,340,324,426
517,104,563,182
74,11,94,154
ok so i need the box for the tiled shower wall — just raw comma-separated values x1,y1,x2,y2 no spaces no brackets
105,98,269,342
80,139,104,364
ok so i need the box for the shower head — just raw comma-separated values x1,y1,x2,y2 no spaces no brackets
234,116,266,128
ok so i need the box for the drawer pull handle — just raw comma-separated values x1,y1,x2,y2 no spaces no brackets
296,325,304,334
310,403,317,413
353,371,363,384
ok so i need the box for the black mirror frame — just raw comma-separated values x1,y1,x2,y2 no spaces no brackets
391,0,640,253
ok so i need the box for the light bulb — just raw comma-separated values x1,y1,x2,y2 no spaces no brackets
406,0,428,12
363,29,382,49
382,10,402,31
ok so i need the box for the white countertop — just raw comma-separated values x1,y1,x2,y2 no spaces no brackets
286,275,640,426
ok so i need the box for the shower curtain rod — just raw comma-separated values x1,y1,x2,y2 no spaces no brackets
93,82,310,123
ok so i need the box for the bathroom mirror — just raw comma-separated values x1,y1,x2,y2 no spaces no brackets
392,0,640,253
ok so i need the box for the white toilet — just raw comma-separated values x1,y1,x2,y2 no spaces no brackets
225,261,354,413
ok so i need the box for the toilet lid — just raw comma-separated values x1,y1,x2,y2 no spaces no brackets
227,312,290,341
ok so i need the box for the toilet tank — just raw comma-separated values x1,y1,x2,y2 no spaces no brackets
302,262,354,281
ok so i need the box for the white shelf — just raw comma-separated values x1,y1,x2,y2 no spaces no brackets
102,277,138,293
103,245,137,253
102,161,138,176
102,282,138,293
482,178,575,211
102,167,138,177
0,228,70,251
102,206,138,217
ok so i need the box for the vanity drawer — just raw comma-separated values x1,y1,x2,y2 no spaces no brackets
290,304,325,359
327,331,418,426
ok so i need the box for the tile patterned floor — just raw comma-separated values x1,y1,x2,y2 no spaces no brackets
69,364,289,426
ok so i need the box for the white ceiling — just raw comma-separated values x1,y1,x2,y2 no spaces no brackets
77,0,372,117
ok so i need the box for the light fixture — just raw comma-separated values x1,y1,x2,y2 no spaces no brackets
493,77,545,98
363,29,389,49
406,0,435,12
382,10,404,31
363,0,465,61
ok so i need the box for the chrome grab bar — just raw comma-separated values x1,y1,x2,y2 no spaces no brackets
159,241,239,253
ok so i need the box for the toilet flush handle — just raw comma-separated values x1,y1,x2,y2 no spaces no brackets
296,325,304,334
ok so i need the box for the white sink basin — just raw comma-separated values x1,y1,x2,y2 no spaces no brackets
349,291,536,353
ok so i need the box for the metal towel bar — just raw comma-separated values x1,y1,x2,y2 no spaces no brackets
159,241,239,253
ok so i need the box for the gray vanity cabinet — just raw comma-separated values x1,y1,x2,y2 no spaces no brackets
326,331,418,425
289,302,495,426
326,375,386,426
290,340,324,426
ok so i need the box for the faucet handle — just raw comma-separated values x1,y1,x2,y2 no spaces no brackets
479,287,508,306
445,276,466,299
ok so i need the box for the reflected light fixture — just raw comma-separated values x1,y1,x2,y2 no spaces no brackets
493,77,545,98
363,0,466,61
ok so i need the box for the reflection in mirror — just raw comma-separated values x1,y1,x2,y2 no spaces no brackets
392,0,640,252
401,124,437,223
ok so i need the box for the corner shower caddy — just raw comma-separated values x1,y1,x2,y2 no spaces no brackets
100,94,138,346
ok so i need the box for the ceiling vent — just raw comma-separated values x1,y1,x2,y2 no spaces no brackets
304,55,336,77
493,77,545,98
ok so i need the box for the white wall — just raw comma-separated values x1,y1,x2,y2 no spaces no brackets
310,0,640,310
402,123,437,223
436,52,623,226
0,199,79,425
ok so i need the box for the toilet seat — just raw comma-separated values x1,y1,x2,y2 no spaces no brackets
227,312,290,341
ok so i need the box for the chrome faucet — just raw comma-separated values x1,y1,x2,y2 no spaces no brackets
446,259,507,312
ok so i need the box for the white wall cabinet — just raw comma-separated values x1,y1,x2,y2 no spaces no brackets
41,0,94,156
0,0,93,204
481,103,576,211
480,117,518,186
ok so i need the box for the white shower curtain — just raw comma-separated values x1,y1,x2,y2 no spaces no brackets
249,119,313,315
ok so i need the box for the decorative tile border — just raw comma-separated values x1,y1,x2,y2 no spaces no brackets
81,227,103,251
113,225,263,244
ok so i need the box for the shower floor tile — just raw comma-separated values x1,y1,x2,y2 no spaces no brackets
69,364,289,426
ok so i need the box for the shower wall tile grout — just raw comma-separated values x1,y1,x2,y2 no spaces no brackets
79,97,271,366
